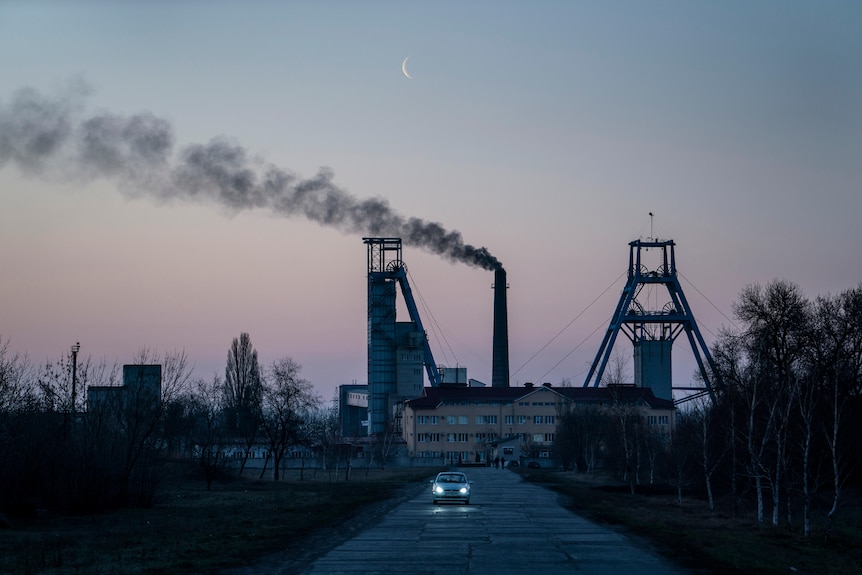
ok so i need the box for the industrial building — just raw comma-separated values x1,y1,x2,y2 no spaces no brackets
402,383,674,466
87,364,162,414
340,235,713,467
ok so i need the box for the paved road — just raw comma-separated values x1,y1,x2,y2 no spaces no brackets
293,466,689,575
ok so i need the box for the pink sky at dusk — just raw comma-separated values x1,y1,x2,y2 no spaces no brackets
2,1,860,402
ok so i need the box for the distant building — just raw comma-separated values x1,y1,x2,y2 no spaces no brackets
402,383,674,466
87,364,162,414
339,383,369,438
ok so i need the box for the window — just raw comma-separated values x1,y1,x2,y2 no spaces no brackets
458,415,469,425
544,433,555,443
533,433,544,443
457,433,469,442
504,415,514,425
447,433,456,442
534,415,543,425
517,415,527,425
476,415,498,425
503,447,514,455
659,415,669,425
545,415,555,425
488,432,497,441
475,432,486,442
447,416,457,425
430,416,439,425
647,415,657,425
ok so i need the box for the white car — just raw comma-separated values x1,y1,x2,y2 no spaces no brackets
430,471,472,504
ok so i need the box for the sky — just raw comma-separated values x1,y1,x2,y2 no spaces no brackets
1,1,860,403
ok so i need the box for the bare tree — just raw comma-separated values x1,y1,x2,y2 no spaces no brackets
305,401,343,480
0,337,33,413
107,349,192,506
259,357,319,481
733,280,810,526
795,367,819,536
0,338,37,514
816,286,862,536
222,333,262,474
188,375,228,490
602,348,632,385
689,396,727,512
555,403,609,474
367,420,401,471
606,387,645,493
668,411,696,505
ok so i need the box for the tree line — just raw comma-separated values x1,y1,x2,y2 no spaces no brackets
3,278,860,534
554,280,862,537
0,333,328,517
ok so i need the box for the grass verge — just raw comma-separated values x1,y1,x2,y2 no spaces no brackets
517,468,862,575
0,463,436,575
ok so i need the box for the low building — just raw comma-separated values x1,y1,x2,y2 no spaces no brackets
402,383,674,466
87,364,162,414
339,383,370,437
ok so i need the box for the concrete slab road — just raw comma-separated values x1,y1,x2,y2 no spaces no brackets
294,466,689,575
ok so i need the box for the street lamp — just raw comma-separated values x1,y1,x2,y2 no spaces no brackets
71,342,80,415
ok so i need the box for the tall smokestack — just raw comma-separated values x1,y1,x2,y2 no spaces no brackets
491,267,509,388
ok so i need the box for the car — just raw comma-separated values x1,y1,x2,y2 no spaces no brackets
430,471,472,504
527,461,541,469
508,460,519,468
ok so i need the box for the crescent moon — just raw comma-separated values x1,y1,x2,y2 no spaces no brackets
401,57,413,79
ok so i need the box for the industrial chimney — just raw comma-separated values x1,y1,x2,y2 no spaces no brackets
491,267,510,387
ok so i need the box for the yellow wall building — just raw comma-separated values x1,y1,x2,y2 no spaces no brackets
402,383,675,466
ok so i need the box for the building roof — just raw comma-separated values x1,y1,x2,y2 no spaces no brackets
405,384,674,410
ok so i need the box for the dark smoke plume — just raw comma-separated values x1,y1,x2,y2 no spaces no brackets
0,83,502,271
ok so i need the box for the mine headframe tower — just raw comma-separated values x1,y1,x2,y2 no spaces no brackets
582,238,717,403
364,238,440,435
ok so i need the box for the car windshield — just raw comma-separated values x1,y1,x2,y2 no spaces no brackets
438,474,466,483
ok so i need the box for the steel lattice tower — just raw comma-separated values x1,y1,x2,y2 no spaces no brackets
364,238,440,435
582,239,716,402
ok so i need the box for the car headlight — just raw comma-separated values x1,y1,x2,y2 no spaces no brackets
435,486,443,494
459,487,468,494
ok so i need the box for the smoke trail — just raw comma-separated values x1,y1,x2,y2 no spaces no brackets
0,83,502,271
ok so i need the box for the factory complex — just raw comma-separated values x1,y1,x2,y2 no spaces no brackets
338,236,713,468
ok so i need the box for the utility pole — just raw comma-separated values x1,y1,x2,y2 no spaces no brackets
71,342,80,415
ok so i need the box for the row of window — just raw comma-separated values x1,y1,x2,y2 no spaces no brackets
415,451,475,462
416,415,557,425
415,449,559,460
416,432,555,444
647,415,670,425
